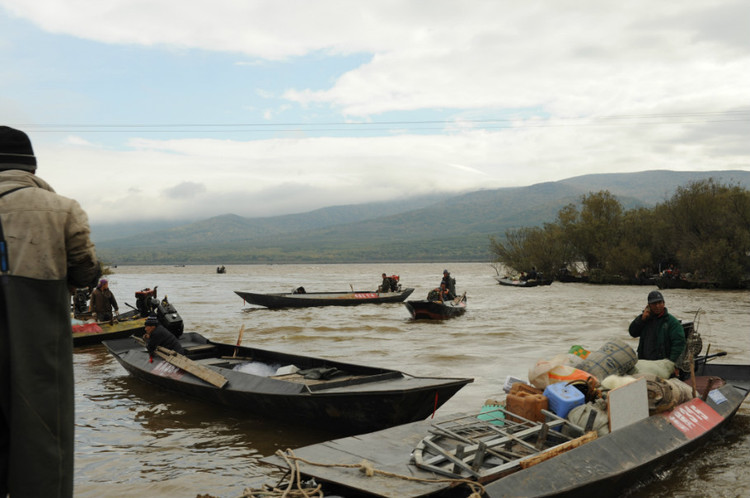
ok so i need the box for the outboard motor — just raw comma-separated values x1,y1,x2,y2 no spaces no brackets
387,275,401,292
135,287,158,316
73,288,91,315
155,295,184,338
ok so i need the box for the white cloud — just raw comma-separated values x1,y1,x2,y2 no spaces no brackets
3,0,749,224
163,181,206,199
35,119,749,224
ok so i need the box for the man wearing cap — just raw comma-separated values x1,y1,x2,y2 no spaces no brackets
143,315,185,357
0,126,100,496
90,277,119,322
441,269,456,295
628,290,686,363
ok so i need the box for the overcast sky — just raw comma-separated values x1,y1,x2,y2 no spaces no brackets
1,0,748,224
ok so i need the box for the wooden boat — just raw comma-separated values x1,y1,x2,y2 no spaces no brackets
235,287,415,309
72,310,146,347
72,288,183,347
655,276,721,290
482,363,749,497
495,276,552,287
103,332,473,435
261,356,750,497
405,294,467,320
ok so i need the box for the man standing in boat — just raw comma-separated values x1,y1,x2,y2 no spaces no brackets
441,269,456,295
90,277,119,322
0,125,100,497
628,290,686,366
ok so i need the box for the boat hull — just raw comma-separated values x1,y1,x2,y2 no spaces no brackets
104,332,472,435
235,288,415,308
485,378,747,497
262,364,750,497
655,276,721,290
495,276,552,287
72,316,146,347
404,299,466,320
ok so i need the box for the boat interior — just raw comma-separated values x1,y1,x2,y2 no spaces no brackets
182,342,403,390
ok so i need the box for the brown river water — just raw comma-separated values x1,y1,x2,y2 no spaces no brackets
73,263,750,497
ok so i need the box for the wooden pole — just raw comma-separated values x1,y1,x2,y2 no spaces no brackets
519,432,597,469
155,347,228,388
233,324,245,358
689,351,697,398
133,336,228,388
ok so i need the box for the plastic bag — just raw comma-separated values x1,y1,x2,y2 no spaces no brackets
567,399,610,436
631,359,675,379
528,354,593,389
666,377,695,404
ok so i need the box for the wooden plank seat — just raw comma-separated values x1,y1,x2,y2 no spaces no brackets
182,343,219,359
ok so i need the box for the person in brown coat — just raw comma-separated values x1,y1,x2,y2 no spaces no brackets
0,125,100,497
90,278,119,322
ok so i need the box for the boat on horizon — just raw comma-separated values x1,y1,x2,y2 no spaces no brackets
495,275,553,287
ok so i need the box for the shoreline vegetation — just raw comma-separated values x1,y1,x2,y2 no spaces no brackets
96,175,750,290
491,179,750,290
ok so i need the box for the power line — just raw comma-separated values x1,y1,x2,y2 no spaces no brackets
12,109,750,133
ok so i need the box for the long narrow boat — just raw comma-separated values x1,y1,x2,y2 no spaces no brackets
261,358,750,497
495,276,552,287
404,294,467,320
655,276,722,290
103,332,472,435
235,288,415,308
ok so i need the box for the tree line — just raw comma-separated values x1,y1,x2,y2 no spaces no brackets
490,179,750,288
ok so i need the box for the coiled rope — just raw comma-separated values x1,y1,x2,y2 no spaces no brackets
237,449,486,497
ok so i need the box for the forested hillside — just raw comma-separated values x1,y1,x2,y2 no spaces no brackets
94,170,750,264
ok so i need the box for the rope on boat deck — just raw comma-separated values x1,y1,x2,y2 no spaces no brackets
237,448,485,498
234,447,323,497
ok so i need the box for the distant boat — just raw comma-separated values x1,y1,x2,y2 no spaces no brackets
103,332,473,434
655,276,720,290
235,288,415,309
495,276,552,287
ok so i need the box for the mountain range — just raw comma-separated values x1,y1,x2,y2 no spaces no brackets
93,170,750,265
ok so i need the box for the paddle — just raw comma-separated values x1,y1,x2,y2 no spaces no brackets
233,324,245,358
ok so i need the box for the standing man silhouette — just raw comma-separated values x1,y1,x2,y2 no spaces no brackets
0,126,100,497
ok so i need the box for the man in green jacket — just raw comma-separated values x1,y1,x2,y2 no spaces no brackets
628,290,686,363
0,126,100,497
